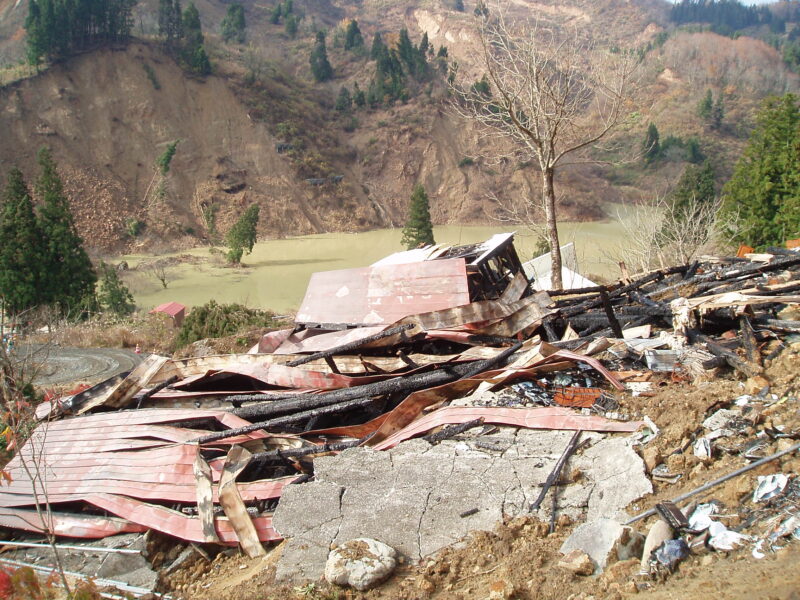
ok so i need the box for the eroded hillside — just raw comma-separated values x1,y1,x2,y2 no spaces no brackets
0,0,799,253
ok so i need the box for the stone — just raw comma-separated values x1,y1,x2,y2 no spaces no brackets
487,579,516,599
560,519,645,572
324,538,397,591
639,520,673,572
744,375,770,395
558,550,595,576
641,446,661,474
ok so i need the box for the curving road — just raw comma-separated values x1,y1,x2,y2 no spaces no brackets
16,344,145,387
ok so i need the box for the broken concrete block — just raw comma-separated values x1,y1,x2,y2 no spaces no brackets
324,538,397,591
559,519,645,572
557,549,594,576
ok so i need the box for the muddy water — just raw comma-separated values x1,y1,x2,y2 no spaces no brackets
123,219,632,314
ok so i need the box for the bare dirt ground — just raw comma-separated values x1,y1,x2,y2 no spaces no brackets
160,346,800,600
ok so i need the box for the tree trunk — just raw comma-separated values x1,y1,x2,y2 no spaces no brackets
542,167,563,289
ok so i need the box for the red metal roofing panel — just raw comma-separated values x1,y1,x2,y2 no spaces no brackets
373,406,645,450
150,301,186,317
295,258,470,326
0,408,291,542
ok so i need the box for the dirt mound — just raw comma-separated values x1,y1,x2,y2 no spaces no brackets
157,343,800,600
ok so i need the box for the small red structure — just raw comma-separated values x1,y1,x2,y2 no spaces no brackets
149,301,186,328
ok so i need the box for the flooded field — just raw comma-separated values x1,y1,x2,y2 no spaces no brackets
122,217,634,314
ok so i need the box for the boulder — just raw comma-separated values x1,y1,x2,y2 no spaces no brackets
324,538,397,591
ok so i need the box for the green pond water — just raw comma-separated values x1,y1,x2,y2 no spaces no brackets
122,218,633,314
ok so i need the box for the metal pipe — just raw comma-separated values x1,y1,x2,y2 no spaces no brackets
0,558,169,599
0,540,140,554
625,441,800,525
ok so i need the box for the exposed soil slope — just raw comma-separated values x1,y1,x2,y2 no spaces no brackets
1,0,799,254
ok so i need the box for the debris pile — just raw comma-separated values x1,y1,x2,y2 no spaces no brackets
1,235,799,596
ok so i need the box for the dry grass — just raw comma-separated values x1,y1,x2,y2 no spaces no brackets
28,312,178,355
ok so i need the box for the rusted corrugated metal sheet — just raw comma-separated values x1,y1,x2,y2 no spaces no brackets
372,406,645,450
295,258,471,327
0,409,291,543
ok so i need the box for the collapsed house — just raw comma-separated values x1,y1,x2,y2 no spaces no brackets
1,234,799,593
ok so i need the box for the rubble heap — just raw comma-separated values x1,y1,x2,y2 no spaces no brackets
0,235,798,597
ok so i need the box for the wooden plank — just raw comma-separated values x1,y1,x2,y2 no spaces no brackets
194,453,218,543
218,447,267,557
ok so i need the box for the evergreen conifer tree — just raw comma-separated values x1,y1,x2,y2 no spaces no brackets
401,184,435,250
35,148,96,314
370,32,385,61
353,82,366,107
722,94,800,248
284,14,298,38
269,4,281,24
0,169,46,314
97,261,135,316
335,86,352,111
181,3,210,74
711,95,724,129
643,123,660,164
344,20,363,51
221,3,246,43
698,89,713,120
671,160,716,215
225,204,260,264
310,31,333,82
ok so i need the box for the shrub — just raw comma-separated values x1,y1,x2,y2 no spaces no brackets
126,218,145,238
176,300,280,348
458,156,474,167
142,63,161,89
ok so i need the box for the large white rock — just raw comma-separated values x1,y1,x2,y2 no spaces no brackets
324,538,397,591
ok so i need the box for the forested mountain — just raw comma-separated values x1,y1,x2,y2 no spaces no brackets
0,0,797,252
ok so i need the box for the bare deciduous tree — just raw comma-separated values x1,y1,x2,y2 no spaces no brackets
144,260,171,289
451,6,637,288
612,194,737,274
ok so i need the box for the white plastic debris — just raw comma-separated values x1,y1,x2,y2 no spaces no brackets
688,503,718,531
752,539,766,559
626,381,654,397
702,408,740,431
693,437,712,461
630,415,659,445
753,474,789,503
708,522,751,551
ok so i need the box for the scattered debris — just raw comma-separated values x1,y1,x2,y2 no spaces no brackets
2,236,800,597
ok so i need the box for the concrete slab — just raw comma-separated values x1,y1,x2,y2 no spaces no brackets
272,428,650,583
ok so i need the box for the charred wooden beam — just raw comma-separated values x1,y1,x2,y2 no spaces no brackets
753,318,800,333
220,343,522,436
739,315,762,367
248,435,372,465
135,376,178,410
286,324,416,367
422,418,485,444
687,330,761,378
198,396,384,444
529,430,582,512
599,290,624,339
